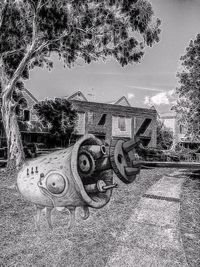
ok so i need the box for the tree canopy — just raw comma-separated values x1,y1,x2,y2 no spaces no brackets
34,98,78,146
156,119,173,150
173,34,200,142
0,0,161,83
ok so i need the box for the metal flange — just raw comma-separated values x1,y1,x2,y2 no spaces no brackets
109,139,140,184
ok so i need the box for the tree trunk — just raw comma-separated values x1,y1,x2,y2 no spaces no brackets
1,90,25,169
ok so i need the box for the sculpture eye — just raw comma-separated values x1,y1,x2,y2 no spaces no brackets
46,173,66,194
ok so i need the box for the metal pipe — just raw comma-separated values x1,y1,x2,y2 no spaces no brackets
134,161,200,169
84,180,117,193
102,183,118,190
122,139,140,153
95,156,112,172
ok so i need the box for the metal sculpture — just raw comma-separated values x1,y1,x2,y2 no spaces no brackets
17,134,141,229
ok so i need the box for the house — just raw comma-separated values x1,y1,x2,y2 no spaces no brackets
0,89,157,149
0,89,48,148
66,91,157,147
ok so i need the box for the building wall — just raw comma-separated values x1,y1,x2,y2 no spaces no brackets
160,113,191,145
72,100,157,146
162,118,176,133
0,90,48,147
17,90,38,121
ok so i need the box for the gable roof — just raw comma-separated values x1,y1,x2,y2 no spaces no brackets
114,96,131,107
67,91,88,102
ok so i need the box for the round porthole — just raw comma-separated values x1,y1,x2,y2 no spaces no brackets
46,173,66,194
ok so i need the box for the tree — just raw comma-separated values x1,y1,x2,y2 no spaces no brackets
0,0,161,169
34,98,78,147
173,34,200,142
156,119,173,150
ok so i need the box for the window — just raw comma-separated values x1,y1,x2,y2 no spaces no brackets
98,114,107,125
88,111,94,124
24,110,30,121
118,117,126,131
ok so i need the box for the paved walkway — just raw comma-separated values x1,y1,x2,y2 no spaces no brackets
106,171,188,267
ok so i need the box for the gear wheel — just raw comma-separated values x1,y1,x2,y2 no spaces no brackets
109,139,139,184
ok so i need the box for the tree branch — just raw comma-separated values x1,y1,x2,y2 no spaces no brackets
2,0,45,100
34,30,69,54
1,0,45,101
3,42,36,99
32,0,42,42
0,48,25,58
0,0,8,31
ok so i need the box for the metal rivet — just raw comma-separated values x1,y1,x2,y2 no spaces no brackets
31,167,34,174
36,166,38,173
27,168,29,176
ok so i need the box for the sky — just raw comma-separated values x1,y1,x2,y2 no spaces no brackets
25,0,200,113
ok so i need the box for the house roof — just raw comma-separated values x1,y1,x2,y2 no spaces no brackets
114,96,131,107
66,91,88,102
0,88,38,107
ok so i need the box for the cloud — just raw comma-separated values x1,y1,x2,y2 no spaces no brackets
168,89,175,96
126,85,164,92
144,90,175,106
127,93,135,99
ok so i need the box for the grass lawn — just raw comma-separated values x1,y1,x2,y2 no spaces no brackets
180,173,200,267
0,167,189,267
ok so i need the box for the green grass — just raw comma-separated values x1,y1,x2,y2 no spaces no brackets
0,168,179,267
180,173,200,267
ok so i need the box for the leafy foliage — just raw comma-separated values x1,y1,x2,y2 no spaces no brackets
156,119,173,150
0,0,161,81
173,34,200,141
34,98,78,146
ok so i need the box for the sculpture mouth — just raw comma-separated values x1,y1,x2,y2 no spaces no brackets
71,134,114,209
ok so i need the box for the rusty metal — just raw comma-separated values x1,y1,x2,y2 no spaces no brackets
122,138,140,153
95,156,111,172
102,183,118,190
109,139,139,184
78,151,95,176
80,144,107,159
84,180,106,193
84,180,118,193
124,166,141,176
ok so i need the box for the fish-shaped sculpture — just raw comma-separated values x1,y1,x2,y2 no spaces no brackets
17,134,140,229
